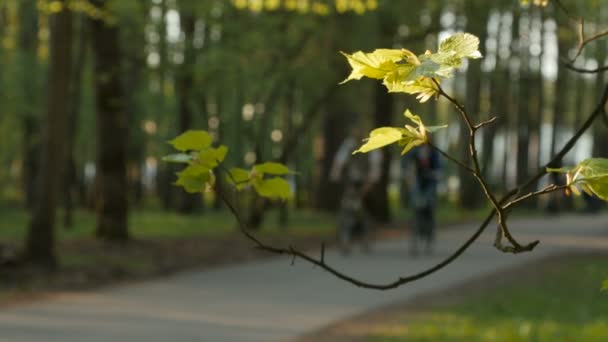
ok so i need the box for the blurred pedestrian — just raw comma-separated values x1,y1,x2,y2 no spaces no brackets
402,143,442,256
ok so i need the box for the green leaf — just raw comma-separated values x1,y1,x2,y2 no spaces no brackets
162,153,193,164
353,127,408,154
602,279,608,292
340,49,418,83
253,177,292,200
253,162,291,175
175,165,213,193
198,145,228,168
169,130,212,152
226,167,251,190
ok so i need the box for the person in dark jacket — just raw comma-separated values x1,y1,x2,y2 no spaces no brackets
402,143,441,256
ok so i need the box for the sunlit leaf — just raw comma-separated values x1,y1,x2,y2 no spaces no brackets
547,158,608,201
342,32,482,103
438,32,483,63
353,127,409,154
384,75,439,103
354,110,446,155
169,130,212,152
340,49,418,83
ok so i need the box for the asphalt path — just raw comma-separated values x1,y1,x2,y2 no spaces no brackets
0,214,606,342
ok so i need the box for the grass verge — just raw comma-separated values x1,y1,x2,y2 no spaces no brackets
301,253,608,342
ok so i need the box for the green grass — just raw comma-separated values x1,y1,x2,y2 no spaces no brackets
0,199,540,244
370,255,608,342
0,206,337,243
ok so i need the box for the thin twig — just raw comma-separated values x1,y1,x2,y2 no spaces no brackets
565,63,608,74
428,142,474,173
504,184,569,211
216,168,500,290
435,82,528,251
474,116,498,130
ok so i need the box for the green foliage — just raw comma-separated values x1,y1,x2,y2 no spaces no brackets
230,0,378,15
168,130,213,152
225,164,293,200
253,162,292,175
547,158,608,201
165,131,292,201
341,32,482,103
354,110,446,155
521,0,550,7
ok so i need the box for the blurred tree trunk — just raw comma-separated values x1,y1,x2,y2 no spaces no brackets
25,1,73,266
175,12,201,214
592,32,608,158
156,0,175,210
524,9,545,205
63,14,88,229
18,0,41,210
516,12,531,189
546,21,571,212
459,2,488,209
124,4,148,209
315,106,348,212
90,0,129,242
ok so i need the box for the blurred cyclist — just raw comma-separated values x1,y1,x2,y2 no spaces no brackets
330,125,382,255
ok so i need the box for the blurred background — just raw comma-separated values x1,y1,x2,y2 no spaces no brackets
0,0,606,287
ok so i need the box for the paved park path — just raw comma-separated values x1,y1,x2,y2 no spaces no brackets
1,214,607,342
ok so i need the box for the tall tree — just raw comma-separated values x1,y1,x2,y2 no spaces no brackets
90,0,129,241
18,0,40,210
63,14,88,228
24,0,73,266
175,10,200,213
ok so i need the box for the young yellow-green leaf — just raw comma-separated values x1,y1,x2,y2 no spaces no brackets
340,49,418,83
399,138,426,156
252,177,291,200
403,109,447,136
385,76,439,103
572,159,608,201
162,153,193,164
438,32,482,63
253,162,291,175
169,130,212,152
198,145,228,168
521,0,549,7
175,165,213,193
547,158,608,201
353,127,408,154
354,110,446,155
226,167,251,190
